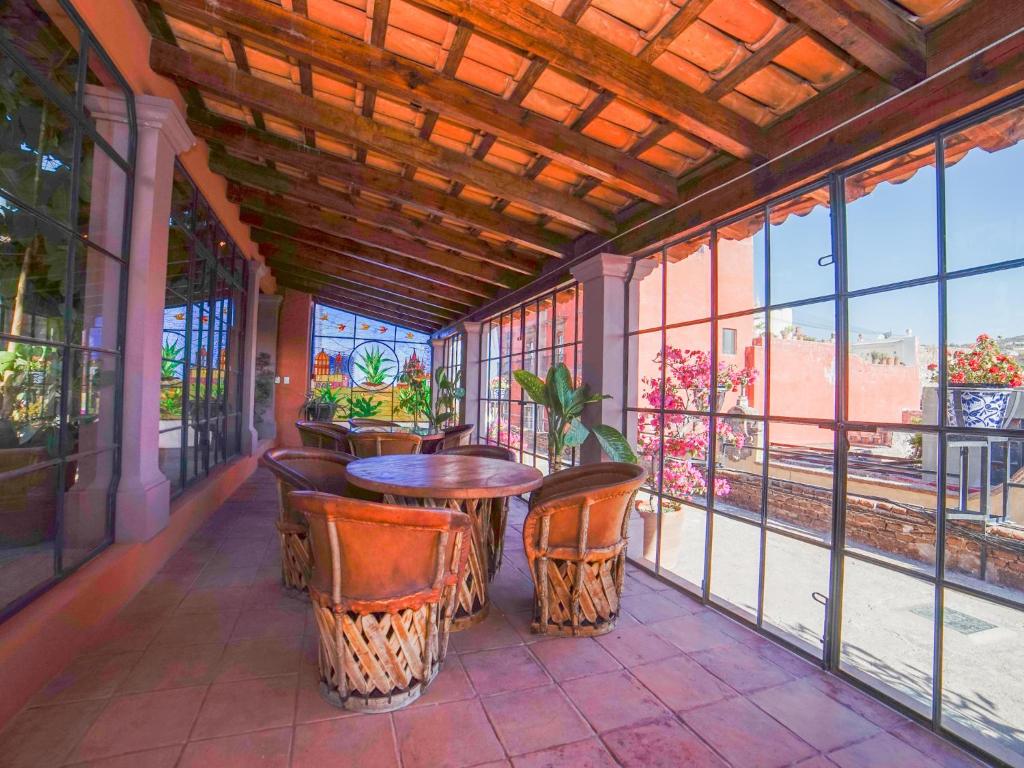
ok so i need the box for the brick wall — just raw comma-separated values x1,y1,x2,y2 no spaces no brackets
721,470,1024,592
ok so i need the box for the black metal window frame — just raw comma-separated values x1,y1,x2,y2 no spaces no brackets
478,282,582,469
441,330,465,424
161,161,248,496
0,0,135,622
624,92,1024,767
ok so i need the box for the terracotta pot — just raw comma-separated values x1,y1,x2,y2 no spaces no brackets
639,505,685,566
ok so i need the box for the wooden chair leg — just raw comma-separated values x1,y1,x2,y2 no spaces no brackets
531,556,622,637
276,521,310,591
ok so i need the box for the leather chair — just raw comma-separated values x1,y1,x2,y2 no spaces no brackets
437,424,474,452
439,443,516,577
295,421,350,452
259,447,357,590
523,462,646,637
290,492,472,712
347,431,422,458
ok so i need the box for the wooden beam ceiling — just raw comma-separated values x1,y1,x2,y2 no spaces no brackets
189,113,562,260
275,275,442,331
154,0,679,206
150,39,616,233
771,0,925,88
408,0,769,159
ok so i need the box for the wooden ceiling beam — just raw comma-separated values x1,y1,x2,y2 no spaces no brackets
241,209,510,294
274,276,442,331
706,25,807,100
189,113,561,260
214,157,540,274
259,242,473,312
154,0,677,205
638,0,714,64
410,0,768,159
150,39,615,233
770,0,925,88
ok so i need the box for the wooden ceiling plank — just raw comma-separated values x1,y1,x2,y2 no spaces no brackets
152,0,676,205
638,0,714,64
706,25,807,100
275,277,442,331
771,0,925,88
151,39,614,232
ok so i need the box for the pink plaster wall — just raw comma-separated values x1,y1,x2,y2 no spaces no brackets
275,290,313,447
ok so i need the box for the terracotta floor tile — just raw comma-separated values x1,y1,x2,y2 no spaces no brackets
793,757,838,767
69,687,207,762
64,745,182,767
620,576,656,597
806,672,909,730
482,684,592,756
230,605,307,641
630,655,735,712
118,642,224,693
294,665,361,724
602,717,728,768
828,731,942,768
460,646,551,695
31,651,141,706
562,670,670,732
191,566,260,590
150,610,240,647
682,696,816,768
409,654,476,708
191,674,297,739
215,635,304,682
622,591,698,624
489,576,536,615
594,625,682,667
178,727,292,768
81,612,167,656
648,612,735,654
690,640,792,693
529,637,621,682
888,722,985,768
750,678,879,752
451,610,525,653
503,609,546,644
291,715,399,768
511,737,618,768
393,699,505,768
0,699,104,768
176,586,251,614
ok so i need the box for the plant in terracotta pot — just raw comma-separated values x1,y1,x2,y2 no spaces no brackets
931,334,1023,429
636,346,757,564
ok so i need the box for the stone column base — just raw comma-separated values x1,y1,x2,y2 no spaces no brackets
115,475,171,543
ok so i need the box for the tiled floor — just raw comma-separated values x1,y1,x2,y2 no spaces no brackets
0,469,989,767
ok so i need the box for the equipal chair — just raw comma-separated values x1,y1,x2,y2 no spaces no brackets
523,462,646,637
295,421,350,452
259,447,357,590
349,418,402,428
439,443,516,577
437,424,474,452
347,431,422,458
290,492,472,712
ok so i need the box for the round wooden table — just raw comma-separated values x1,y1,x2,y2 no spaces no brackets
346,454,543,630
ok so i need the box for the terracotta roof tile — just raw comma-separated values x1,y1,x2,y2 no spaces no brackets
581,117,636,150
585,183,632,210
463,33,526,77
591,0,677,34
773,36,851,89
306,0,367,37
668,19,745,75
719,90,774,125
736,64,818,115
637,144,693,175
701,0,780,45
577,6,647,53
263,115,308,143
651,50,713,91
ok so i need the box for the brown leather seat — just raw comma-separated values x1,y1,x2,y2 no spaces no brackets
439,443,517,578
259,447,357,590
347,431,422,458
295,421,350,452
437,424,474,452
290,492,472,712
523,462,646,637
349,418,401,428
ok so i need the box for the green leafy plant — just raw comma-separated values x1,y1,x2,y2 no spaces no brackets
353,346,394,387
398,366,466,430
160,386,182,419
161,340,183,380
513,362,636,473
347,393,383,418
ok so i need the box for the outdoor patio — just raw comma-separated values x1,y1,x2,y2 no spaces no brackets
0,469,987,768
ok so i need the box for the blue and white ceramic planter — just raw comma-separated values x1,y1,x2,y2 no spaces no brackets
946,385,1019,429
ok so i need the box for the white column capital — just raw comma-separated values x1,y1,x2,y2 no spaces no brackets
570,252,634,284
458,320,483,336
84,85,195,155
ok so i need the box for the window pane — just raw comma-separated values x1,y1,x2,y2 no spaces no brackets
945,106,1024,273
77,137,128,257
716,312,764,416
63,449,115,568
630,253,663,332
768,300,836,420
715,416,763,520
763,532,830,657
845,146,937,290
0,206,69,343
664,323,713,412
717,210,766,315
67,349,118,455
0,464,58,612
0,1,80,102
710,513,760,620
71,245,121,350
660,501,707,594
665,234,710,325
769,187,834,305
0,340,61,450
767,427,834,544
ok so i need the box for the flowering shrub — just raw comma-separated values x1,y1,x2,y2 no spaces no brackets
929,334,1023,387
638,347,758,503
486,418,522,450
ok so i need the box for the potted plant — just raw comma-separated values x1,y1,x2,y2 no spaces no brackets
513,363,636,473
932,334,1023,429
398,366,466,431
304,385,344,422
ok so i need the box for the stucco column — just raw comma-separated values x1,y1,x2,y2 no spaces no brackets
255,293,282,440
239,264,265,455
86,87,195,542
459,321,482,438
570,252,646,464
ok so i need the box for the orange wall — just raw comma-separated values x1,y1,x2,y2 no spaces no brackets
275,289,313,447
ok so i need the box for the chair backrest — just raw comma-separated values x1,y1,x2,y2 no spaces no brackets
439,443,515,462
526,463,647,555
295,421,349,451
261,447,356,524
349,418,401,429
439,424,474,451
347,431,422,458
290,492,471,612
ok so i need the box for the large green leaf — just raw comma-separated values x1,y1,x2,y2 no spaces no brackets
551,363,575,415
513,369,548,407
591,425,638,464
564,418,589,448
